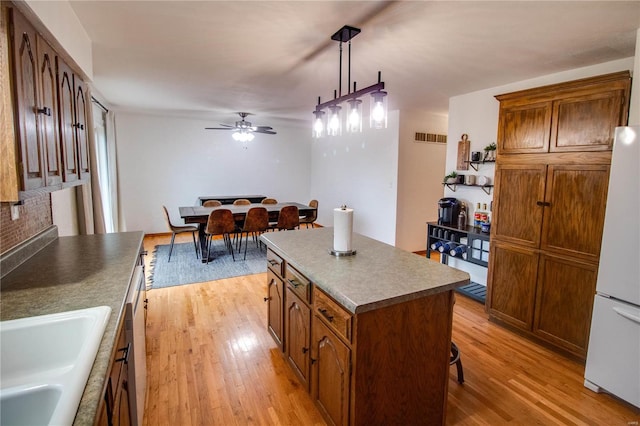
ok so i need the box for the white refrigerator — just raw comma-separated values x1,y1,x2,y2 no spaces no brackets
584,126,640,408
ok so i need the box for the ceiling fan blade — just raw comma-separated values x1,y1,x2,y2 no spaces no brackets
255,129,277,135
205,127,234,130
253,126,273,131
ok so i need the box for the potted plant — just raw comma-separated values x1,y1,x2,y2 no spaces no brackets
484,142,497,161
444,171,458,184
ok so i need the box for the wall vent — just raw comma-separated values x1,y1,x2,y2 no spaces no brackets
415,132,447,144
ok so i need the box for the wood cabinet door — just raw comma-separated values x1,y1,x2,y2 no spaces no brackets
540,164,610,262
266,269,284,350
533,254,597,358
491,163,547,247
551,89,628,152
497,101,552,154
285,287,311,390
36,34,61,186
73,75,90,180
57,57,78,182
10,9,44,190
487,241,539,331
311,317,350,426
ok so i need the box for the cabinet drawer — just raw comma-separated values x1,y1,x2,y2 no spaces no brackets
285,263,311,303
267,248,283,276
314,288,353,343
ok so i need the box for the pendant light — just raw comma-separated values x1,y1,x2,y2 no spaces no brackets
312,25,387,138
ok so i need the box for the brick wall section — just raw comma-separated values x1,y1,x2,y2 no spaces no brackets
0,193,53,255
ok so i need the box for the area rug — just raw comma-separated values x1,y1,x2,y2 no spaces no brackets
149,240,266,288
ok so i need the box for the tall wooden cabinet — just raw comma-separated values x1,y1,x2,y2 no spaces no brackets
487,71,631,359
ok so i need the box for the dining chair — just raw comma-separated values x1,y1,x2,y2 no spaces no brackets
204,209,237,263
162,206,199,262
237,207,269,260
299,199,318,228
271,205,299,231
261,198,278,204
203,200,222,207
233,199,251,205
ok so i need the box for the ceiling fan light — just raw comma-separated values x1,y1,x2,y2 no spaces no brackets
346,99,362,133
370,90,387,129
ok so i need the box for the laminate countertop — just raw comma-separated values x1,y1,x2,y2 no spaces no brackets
0,229,144,426
260,227,470,314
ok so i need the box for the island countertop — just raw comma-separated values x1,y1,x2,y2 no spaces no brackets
260,227,470,314
0,229,144,426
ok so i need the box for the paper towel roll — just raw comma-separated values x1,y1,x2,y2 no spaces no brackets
334,207,353,252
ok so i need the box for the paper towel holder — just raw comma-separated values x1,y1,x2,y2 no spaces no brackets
329,248,357,257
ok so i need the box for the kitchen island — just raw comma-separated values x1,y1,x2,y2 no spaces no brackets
260,227,470,426
0,226,144,425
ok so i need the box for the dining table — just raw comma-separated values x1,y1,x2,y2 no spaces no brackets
179,202,316,262
196,195,267,205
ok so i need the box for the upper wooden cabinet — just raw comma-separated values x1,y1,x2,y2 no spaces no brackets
2,5,89,201
36,35,62,187
496,72,631,155
10,8,47,191
57,57,78,183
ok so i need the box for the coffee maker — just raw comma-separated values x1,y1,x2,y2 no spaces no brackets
438,197,461,225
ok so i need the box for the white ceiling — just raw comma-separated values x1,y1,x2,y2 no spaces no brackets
69,1,640,127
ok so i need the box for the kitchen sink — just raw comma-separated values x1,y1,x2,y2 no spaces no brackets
0,306,111,425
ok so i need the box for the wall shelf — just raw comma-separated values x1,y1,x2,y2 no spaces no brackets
464,159,495,171
442,182,493,195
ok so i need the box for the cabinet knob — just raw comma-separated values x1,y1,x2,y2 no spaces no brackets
302,347,309,354
115,342,131,364
536,201,551,207
36,106,51,116
264,297,271,302
319,308,334,322
73,123,85,130
287,278,302,288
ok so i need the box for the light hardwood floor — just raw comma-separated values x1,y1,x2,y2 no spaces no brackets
142,234,639,425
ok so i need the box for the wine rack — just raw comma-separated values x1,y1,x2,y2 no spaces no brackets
426,222,490,267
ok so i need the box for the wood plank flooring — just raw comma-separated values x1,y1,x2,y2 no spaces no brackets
142,234,639,425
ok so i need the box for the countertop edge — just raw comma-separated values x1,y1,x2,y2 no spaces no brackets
262,230,470,314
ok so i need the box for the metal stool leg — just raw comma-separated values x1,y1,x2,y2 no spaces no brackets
450,342,464,384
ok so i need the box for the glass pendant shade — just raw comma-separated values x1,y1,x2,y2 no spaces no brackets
312,110,326,138
346,99,363,133
327,105,342,136
370,90,388,129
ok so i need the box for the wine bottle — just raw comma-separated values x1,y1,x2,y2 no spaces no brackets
449,245,468,257
440,242,455,253
430,241,444,251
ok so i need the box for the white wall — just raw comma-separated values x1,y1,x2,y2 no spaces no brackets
446,56,636,285
115,111,311,234
310,111,399,246
396,110,447,252
51,187,79,236
630,29,640,126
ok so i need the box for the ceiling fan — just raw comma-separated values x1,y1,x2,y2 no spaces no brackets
205,112,276,142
